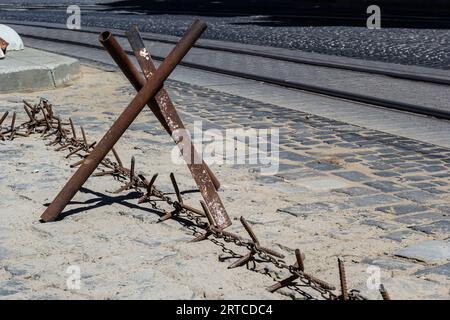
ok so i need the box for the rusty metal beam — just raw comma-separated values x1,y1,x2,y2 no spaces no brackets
40,20,211,223
99,28,221,191
124,27,230,227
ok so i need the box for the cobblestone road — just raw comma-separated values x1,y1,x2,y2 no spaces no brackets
0,66,448,299
157,79,450,290
1,8,449,70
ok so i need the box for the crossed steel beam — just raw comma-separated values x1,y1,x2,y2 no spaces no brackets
40,20,232,229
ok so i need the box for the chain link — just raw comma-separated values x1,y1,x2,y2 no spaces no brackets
8,98,369,301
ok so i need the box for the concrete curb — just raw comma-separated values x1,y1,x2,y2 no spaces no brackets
0,47,80,93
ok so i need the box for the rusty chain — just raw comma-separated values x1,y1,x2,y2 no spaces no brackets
0,98,389,301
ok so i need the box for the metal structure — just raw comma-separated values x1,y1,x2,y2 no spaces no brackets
39,20,231,229
98,28,231,229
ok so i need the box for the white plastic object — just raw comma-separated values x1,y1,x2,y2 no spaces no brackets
0,49,4,59
0,24,24,51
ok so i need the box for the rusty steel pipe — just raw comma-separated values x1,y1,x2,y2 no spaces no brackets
179,203,206,217
338,257,349,300
99,31,220,191
379,284,390,300
0,111,9,126
40,20,207,223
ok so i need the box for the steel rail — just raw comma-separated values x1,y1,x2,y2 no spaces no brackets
17,31,450,121
5,20,450,86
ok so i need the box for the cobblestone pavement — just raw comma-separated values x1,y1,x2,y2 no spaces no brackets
150,78,450,297
0,66,449,299
171,82,450,231
1,9,450,70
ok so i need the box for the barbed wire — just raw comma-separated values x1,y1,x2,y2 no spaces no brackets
0,98,391,300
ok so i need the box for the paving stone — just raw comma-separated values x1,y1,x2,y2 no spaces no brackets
431,172,450,178
403,175,431,182
293,177,351,191
333,186,378,197
301,140,320,146
343,158,361,163
0,280,26,297
4,265,27,276
398,168,424,174
346,194,401,208
335,142,356,148
424,188,448,195
339,133,365,142
361,219,402,231
277,151,313,163
275,170,326,181
368,163,393,170
384,230,421,242
397,162,421,169
277,202,332,218
414,263,450,277
423,166,447,172
409,182,437,189
360,154,380,161
254,175,285,184
395,240,450,263
376,204,428,215
394,190,435,204
432,204,450,214
364,181,405,193
411,220,450,235
304,161,340,171
373,171,400,177
362,257,417,270
333,171,371,182
375,147,398,155
394,212,448,225
276,163,302,172
271,183,308,194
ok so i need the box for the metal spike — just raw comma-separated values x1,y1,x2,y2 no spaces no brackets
0,111,9,127
338,257,349,300
80,126,88,145
228,252,252,269
200,200,216,227
295,249,305,272
170,172,183,204
112,147,123,167
130,156,135,182
240,216,259,245
379,284,391,300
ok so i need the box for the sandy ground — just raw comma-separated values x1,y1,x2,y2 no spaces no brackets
0,65,448,300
